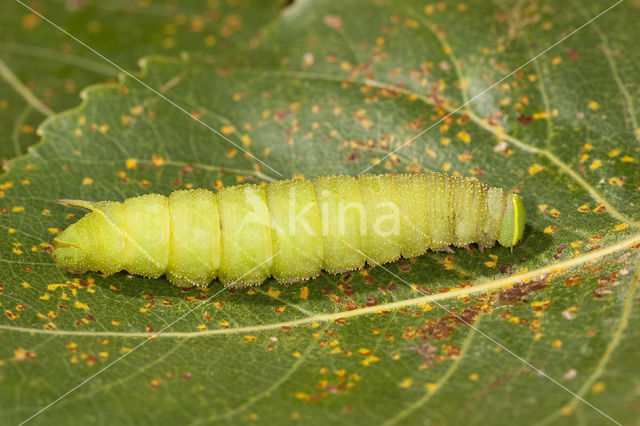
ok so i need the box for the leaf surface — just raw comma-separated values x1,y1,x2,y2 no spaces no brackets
1,1,640,425
0,0,283,161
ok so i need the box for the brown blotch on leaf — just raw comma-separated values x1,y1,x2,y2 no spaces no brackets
565,274,582,286
345,152,361,163
553,244,567,259
499,275,549,303
419,317,457,341
516,114,533,125
407,340,437,367
398,262,411,272
341,272,352,283
617,252,631,263
497,264,514,275
593,271,619,299
593,287,613,298
13,348,37,361
460,308,480,324
275,109,295,121
443,344,461,358
323,15,343,31
568,48,579,60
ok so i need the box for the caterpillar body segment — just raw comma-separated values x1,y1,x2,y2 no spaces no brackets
395,173,430,259
314,175,365,274
359,174,402,265
52,173,525,288
168,189,220,288
217,184,272,287
267,178,324,284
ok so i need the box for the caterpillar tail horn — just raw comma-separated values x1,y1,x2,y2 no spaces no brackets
57,199,98,209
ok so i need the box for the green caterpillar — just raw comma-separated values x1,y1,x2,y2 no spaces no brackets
51,172,525,288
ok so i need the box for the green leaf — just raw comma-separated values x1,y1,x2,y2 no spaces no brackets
2,0,640,424
0,0,284,162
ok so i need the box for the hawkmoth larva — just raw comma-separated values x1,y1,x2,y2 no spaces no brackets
51,172,525,288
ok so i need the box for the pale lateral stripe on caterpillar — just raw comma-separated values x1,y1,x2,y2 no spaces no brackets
51,172,525,288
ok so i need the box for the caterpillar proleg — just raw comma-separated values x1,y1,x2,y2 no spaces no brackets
51,172,525,288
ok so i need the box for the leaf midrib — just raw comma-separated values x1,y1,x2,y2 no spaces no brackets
3,232,637,338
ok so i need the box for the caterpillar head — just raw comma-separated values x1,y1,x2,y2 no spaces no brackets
51,199,110,275
498,193,525,247
51,218,90,274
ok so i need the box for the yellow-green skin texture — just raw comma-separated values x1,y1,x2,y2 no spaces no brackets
52,173,525,288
